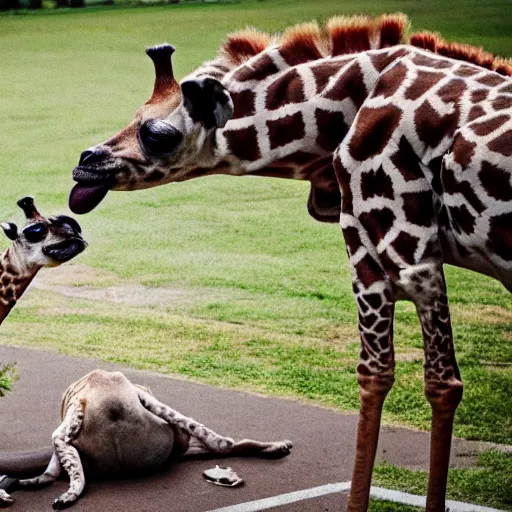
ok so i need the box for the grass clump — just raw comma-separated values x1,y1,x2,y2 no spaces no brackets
0,364,17,396
373,451,512,511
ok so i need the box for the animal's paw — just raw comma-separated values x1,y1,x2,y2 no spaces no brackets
0,489,14,507
263,440,293,458
53,492,78,510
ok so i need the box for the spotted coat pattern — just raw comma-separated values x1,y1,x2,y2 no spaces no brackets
72,15,511,511
205,36,511,512
0,249,36,319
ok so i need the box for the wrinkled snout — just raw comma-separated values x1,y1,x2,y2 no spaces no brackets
42,236,87,264
42,216,88,264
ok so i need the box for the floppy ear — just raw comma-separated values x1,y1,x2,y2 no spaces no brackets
181,77,234,129
1,222,18,241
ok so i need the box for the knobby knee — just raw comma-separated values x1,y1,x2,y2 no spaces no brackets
357,366,395,401
425,378,463,417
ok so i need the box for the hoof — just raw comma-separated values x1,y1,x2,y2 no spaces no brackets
262,440,293,458
53,496,77,510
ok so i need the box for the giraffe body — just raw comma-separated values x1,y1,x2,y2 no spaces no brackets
68,15,511,510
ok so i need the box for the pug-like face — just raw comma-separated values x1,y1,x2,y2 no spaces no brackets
1,197,87,268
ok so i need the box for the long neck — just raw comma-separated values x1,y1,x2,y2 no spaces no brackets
0,247,40,325
214,46,409,179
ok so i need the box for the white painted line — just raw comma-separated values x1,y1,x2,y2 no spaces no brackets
207,482,351,512
207,481,506,512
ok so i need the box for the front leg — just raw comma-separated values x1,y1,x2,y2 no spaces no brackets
0,475,17,506
18,452,62,489
51,399,86,510
346,275,395,512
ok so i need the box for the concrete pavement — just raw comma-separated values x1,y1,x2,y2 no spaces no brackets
0,345,483,511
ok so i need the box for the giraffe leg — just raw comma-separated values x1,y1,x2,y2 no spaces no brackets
179,437,293,459
18,452,61,489
50,400,86,510
347,279,395,512
138,390,292,459
138,389,236,453
400,263,462,512
0,475,17,506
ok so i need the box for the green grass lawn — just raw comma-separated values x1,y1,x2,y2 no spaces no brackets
0,0,511,508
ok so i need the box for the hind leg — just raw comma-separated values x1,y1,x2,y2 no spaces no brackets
181,437,293,459
138,390,292,459
398,263,463,511
18,452,61,489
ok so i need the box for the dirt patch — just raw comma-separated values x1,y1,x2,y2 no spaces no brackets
395,348,423,362
32,263,249,308
452,304,512,324
34,263,118,288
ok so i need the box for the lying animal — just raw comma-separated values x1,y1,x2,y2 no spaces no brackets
0,369,292,509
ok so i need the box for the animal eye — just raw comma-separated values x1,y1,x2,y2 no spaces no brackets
55,215,82,234
139,119,183,156
23,223,48,243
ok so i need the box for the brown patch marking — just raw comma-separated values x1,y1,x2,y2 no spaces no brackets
488,129,512,157
231,90,256,119
402,190,435,227
374,62,408,99
266,69,305,110
315,109,349,151
324,61,368,109
487,212,512,261
391,136,424,181
311,60,347,93
479,161,512,200
349,105,402,161
451,134,476,168
415,99,459,147
361,166,395,200
468,105,487,122
405,70,445,101
233,54,279,82
224,125,261,161
267,112,306,149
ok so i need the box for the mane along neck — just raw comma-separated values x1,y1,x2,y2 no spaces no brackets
0,248,40,325
217,13,511,76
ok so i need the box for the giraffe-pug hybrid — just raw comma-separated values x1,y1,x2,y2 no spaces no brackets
67,13,511,511
0,369,292,509
0,197,86,326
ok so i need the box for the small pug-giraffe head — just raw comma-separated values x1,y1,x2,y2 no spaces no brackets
1,197,87,269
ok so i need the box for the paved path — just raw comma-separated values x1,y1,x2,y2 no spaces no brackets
0,345,484,511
